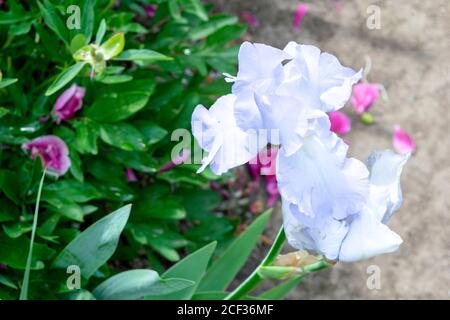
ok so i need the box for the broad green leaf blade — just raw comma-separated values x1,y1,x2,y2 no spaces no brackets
198,209,272,291
187,0,209,21
0,78,18,89
0,274,18,290
92,269,194,300
95,19,107,45
115,49,172,63
45,62,87,96
147,242,217,300
100,33,125,60
80,0,95,42
100,123,146,151
65,289,96,300
188,15,238,40
258,275,304,300
37,0,69,45
0,234,54,269
52,204,131,279
84,80,155,122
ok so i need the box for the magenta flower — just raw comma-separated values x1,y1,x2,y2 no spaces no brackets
293,3,308,30
53,84,85,124
246,146,280,207
393,125,416,154
351,83,379,114
125,168,138,182
158,149,190,173
22,135,71,176
329,111,351,136
144,4,157,19
240,11,260,28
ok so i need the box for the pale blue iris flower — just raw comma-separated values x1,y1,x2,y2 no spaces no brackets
191,41,409,262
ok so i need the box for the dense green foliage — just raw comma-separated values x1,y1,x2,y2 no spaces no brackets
0,0,249,299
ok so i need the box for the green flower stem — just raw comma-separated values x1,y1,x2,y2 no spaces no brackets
224,227,286,300
20,167,46,300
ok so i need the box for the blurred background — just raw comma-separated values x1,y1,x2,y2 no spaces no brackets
217,0,450,299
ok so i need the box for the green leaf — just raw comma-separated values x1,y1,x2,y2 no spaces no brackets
0,234,55,270
9,21,32,36
148,242,217,300
42,180,102,203
92,269,194,300
128,223,188,249
45,62,87,96
198,209,272,291
188,15,238,40
65,289,96,300
258,275,304,300
52,204,131,279
115,49,172,63
85,80,155,122
80,0,95,42
70,34,87,53
133,197,186,220
0,274,18,290
168,0,186,23
95,19,107,45
0,78,18,89
100,123,147,151
72,118,100,155
134,121,168,145
98,74,133,84
37,0,69,45
186,0,209,21
100,33,125,60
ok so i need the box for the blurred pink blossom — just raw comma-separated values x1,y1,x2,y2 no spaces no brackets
144,4,158,19
53,84,85,124
351,83,379,114
393,125,416,154
158,149,190,173
22,135,71,176
293,3,308,30
246,146,280,207
240,11,260,28
125,168,138,182
329,111,352,136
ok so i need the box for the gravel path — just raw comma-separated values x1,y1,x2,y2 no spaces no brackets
218,0,450,299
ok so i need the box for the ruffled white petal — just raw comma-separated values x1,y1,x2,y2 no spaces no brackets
276,135,369,228
282,42,362,112
338,207,403,262
232,42,290,93
366,150,410,223
254,93,328,156
282,199,349,261
191,94,266,175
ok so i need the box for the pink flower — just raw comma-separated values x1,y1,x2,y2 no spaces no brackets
158,149,190,173
351,83,379,114
265,175,279,207
240,11,260,28
22,135,71,176
293,3,308,30
53,84,85,124
144,4,157,19
125,168,138,182
393,125,416,154
246,146,280,207
329,111,351,136
334,0,342,13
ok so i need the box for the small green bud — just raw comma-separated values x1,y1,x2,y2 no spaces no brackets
360,112,374,125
